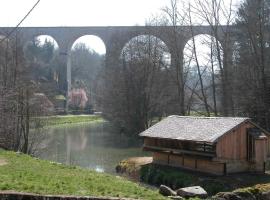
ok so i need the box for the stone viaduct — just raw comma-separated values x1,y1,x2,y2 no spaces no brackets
0,26,238,112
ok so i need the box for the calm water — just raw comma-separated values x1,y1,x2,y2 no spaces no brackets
37,122,148,173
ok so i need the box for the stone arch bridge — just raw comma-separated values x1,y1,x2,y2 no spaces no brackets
0,26,238,111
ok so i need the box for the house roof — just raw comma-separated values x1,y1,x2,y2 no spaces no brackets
139,115,251,143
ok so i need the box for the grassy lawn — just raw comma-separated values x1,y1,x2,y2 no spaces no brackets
0,150,167,200
38,115,104,127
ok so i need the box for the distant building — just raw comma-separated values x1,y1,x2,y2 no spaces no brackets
139,115,270,175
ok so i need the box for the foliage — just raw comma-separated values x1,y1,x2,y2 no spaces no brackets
25,38,56,64
140,164,196,190
24,37,66,103
0,150,167,200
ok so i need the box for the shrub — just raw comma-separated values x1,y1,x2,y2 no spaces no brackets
140,164,196,189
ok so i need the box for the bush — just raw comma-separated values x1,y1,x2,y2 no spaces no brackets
140,164,196,190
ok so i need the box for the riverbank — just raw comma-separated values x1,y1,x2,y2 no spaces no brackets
117,157,270,199
39,114,104,127
0,150,167,200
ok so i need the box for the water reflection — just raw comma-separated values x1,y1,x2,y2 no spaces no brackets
38,122,147,173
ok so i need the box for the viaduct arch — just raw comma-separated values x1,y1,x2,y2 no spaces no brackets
0,26,239,113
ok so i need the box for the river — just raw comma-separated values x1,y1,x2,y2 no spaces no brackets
37,122,148,174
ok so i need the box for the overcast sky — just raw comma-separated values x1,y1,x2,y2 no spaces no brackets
0,0,242,27
0,0,169,26
0,0,242,54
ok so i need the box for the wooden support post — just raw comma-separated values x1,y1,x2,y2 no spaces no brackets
182,155,185,166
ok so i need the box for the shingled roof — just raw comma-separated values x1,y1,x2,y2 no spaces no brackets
139,115,250,143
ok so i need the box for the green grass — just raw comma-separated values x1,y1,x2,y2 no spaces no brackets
38,115,104,127
0,150,167,200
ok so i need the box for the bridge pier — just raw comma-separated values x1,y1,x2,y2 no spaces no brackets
170,50,185,115
58,45,71,113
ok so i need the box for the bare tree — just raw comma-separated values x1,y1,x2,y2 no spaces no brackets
98,33,172,133
162,0,187,115
190,0,235,116
0,33,47,154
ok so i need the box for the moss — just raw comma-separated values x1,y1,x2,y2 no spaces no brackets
235,187,259,194
117,161,139,174
0,150,167,200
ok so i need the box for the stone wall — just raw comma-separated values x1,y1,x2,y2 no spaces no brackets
0,192,136,200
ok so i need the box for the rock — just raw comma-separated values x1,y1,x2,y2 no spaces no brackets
159,185,177,196
215,191,256,200
261,191,270,200
168,196,184,200
215,192,242,200
234,191,256,200
176,186,208,198
215,192,256,200
222,192,245,200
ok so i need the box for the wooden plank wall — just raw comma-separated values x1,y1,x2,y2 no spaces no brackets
255,139,267,162
153,152,169,164
153,152,224,175
196,159,224,174
216,122,254,160
144,138,156,146
267,138,270,157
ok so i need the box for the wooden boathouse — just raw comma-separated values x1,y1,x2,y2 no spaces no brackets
139,115,270,175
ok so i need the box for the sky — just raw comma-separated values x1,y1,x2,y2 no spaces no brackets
0,0,241,54
0,0,242,27
0,0,168,27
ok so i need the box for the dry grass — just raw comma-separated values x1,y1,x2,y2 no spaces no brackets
0,158,7,166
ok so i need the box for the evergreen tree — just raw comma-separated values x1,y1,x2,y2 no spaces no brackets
234,0,270,128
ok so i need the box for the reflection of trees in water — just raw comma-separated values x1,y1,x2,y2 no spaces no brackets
39,123,147,172
65,126,88,165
